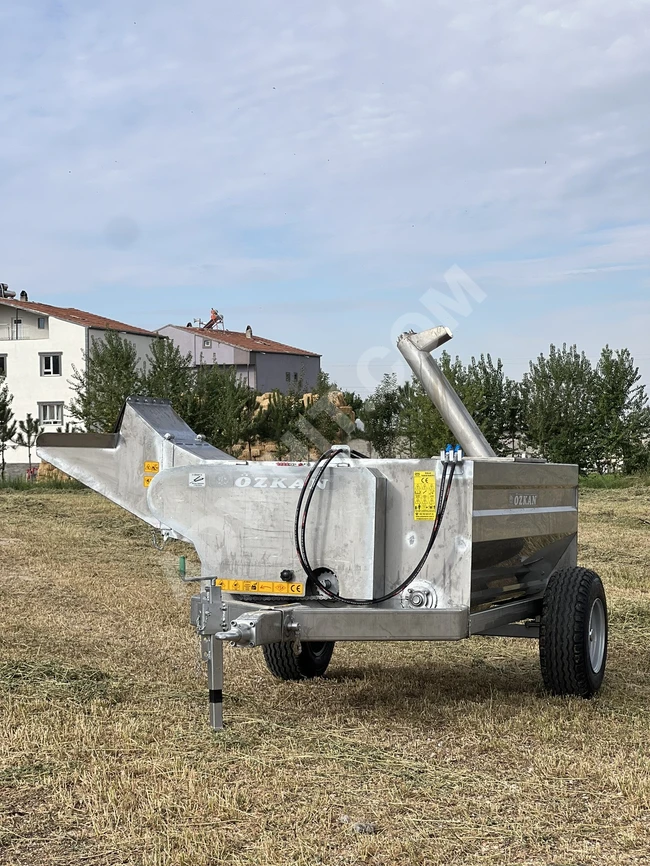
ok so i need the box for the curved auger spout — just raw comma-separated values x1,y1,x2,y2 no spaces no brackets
397,326,496,459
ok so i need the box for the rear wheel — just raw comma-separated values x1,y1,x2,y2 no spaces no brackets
263,640,335,681
540,567,608,698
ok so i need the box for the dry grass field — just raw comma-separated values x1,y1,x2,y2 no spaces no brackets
1,485,649,866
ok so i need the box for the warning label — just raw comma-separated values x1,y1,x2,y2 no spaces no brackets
143,475,154,488
144,461,160,474
413,471,436,521
214,579,305,596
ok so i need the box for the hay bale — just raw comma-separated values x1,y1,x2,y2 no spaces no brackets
37,461,72,483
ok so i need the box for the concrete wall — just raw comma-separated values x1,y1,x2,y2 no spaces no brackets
2,463,31,480
235,364,256,389
254,352,320,394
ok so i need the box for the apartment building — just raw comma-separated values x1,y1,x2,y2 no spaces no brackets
0,295,160,469
157,322,321,394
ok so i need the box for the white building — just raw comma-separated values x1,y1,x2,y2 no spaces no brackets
0,296,160,470
157,323,321,394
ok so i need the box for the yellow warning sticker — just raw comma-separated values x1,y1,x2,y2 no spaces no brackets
144,461,160,474
214,578,305,596
413,471,436,521
143,475,154,488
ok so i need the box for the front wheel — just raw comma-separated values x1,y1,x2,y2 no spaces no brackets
262,641,335,681
540,567,608,698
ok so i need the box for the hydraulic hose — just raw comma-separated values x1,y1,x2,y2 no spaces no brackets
294,449,456,606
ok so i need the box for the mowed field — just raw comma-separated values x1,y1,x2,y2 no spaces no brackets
1,486,649,866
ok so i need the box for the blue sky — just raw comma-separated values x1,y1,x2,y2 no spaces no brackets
1,0,649,395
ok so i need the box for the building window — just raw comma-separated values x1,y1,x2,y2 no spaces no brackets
40,354,62,376
293,372,298,382
37,317,47,329
203,339,212,348
39,403,64,426
0,355,6,376
285,372,290,382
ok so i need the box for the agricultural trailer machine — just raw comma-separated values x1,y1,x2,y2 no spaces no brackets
37,326,608,729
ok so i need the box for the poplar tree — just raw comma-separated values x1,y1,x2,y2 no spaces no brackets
141,338,194,413
68,331,142,432
591,347,650,474
521,344,596,468
359,373,403,457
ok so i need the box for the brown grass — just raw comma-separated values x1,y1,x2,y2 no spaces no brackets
1,486,649,866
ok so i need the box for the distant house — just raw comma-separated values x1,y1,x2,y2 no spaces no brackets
157,323,321,394
0,295,160,468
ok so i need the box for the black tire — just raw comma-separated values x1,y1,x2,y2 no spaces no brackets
262,641,335,681
540,567,608,698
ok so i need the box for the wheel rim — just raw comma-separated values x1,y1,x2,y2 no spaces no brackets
306,642,327,658
588,598,606,674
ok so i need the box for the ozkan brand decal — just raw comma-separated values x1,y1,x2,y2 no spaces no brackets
509,493,538,507
234,476,329,489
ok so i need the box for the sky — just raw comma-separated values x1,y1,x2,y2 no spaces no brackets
1,0,649,396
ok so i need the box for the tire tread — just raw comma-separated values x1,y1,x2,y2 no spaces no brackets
262,641,334,681
540,566,607,698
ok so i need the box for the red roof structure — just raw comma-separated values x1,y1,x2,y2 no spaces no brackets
167,325,320,357
0,299,159,338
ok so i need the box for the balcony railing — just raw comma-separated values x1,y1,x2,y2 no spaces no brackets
0,324,47,341
0,324,23,340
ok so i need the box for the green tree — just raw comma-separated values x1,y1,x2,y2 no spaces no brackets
464,354,511,454
522,344,597,469
395,352,514,458
255,389,305,456
360,373,403,457
300,370,356,450
313,370,337,397
396,380,425,456
341,389,365,420
182,364,258,454
591,347,650,474
0,381,17,480
503,378,526,458
15,413,42,474
68,331,142,432
142,337,194,413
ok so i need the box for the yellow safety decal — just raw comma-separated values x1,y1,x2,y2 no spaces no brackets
413,471,436,521
144,461,160,474
143,475,154,488
214,578,305,596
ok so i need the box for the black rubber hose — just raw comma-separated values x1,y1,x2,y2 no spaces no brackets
294,453,456,606
293,447,342,575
